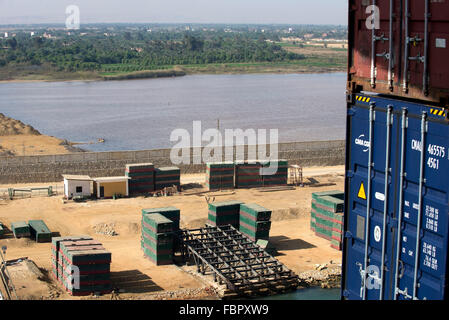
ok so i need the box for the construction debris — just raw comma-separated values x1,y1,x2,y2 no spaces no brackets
93,223,118,236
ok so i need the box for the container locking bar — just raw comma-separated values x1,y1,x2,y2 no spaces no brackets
423,0,430,95
379,106,393,300
362,103,375,300
393,108,408,300
413,112,428,300
388,0,394,91
370,0,377,88
370,0,394,89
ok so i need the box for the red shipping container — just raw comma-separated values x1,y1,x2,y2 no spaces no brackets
348,0,449,107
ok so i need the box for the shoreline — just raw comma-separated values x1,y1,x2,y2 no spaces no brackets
0,68,345,84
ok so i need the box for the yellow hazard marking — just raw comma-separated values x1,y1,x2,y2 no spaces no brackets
430,108,446,117
355,96,371,103
358,182,367,200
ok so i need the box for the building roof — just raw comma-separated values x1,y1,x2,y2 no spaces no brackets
94,176,130,183
62,175,92,181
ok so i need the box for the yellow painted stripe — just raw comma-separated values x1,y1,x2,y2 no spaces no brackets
430,109,434,114
439,110,445,116
362,97,367,102
366,98,371,103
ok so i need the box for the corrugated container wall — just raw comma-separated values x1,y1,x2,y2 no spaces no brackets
342,92,449,300
348,0,449,106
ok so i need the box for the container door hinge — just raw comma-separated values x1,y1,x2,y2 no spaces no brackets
345,231,353,239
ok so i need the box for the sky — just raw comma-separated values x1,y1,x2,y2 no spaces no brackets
0,0,348,25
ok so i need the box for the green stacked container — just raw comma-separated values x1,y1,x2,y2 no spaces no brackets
28,220,52,243
207,200,243,229
51,236,112,296
235,161,262,188
126,163,155,195
239,203,272,241
142,207,181,231
141,213,174,266
311,191,344,251
10,221,30,239
206,162,235,191
260,160,288,186
155,167,180,190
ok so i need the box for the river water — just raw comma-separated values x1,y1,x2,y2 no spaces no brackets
0,73,346,152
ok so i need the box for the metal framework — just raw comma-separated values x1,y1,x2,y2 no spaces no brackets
179,225,299,296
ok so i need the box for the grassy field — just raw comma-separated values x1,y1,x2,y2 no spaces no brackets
0,47,347,82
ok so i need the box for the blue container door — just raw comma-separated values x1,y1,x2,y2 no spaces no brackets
342,94,449,300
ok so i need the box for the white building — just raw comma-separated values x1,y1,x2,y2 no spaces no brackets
4,32,8,38
63,175,93,199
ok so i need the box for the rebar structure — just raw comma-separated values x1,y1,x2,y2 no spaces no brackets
179,225,299,296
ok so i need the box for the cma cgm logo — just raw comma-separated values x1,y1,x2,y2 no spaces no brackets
355,135,370,153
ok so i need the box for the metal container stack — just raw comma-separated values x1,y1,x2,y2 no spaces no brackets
51,236,112,296
207,200,243,229
28,220,52,243
155,167,181,190
141,213,174,265
206,162,235,191
235,161,262,189
311,191,344,251
239,203,272,242
10,221,30,239
261,160,289,186
125,163,155,195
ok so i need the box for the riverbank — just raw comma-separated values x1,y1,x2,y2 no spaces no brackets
0,47,347,83
0,113,85,156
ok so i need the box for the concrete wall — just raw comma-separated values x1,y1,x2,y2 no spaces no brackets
0,140,345,184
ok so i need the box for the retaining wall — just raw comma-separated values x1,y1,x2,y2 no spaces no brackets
0,140,345,184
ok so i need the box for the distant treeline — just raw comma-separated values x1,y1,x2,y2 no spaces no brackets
0,30,305,73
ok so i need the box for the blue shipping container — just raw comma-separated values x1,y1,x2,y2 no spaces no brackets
342,93,449,300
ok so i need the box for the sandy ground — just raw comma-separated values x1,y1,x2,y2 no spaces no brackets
0,113,73,156
0,170,344,300
0,135,72,156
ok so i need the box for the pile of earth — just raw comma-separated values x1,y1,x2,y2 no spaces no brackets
0,113,41,136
